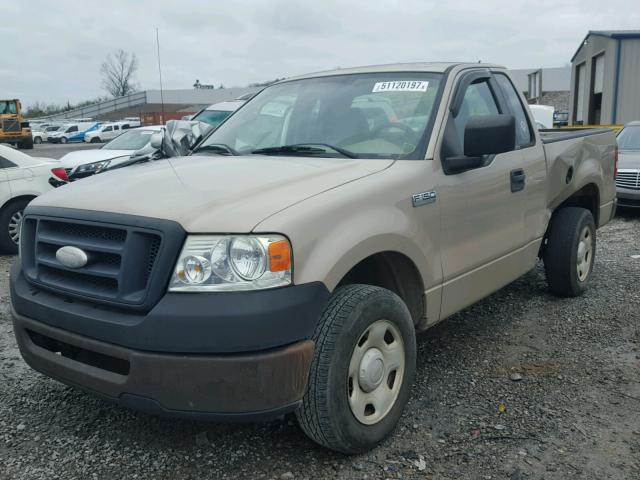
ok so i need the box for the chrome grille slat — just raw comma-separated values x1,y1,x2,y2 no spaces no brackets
616,170,640,190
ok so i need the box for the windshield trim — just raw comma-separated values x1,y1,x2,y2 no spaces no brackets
195,70,450,160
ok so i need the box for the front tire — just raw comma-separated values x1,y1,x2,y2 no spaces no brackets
296,284,416,454
60,136,68,144
18,136,34,149
543,207,596,297
33,136,42,144
0,198,31,254
90,137,101,143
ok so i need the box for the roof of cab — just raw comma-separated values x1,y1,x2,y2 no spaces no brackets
281,62,505,82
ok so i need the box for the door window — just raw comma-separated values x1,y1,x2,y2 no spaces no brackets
0,156,17,168
494,74,533,147
446,79,501,155
103,126,112,132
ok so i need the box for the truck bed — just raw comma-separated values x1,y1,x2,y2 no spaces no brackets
538,128,613,144
540,128,617,224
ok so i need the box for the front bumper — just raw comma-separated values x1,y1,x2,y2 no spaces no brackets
11,264,329,419
616,188,640,208
13,311,314,420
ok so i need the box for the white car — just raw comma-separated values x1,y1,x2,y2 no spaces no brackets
0,144,67,252
32,125,62,144
61,126,162,179
84,122,128,143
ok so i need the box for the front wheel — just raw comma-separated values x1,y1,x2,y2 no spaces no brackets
60,136,68,144
543,207,596,297
90,137,101,143
296,284,416,454
33,136,42,144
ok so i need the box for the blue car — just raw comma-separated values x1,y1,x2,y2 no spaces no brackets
48,122,101,144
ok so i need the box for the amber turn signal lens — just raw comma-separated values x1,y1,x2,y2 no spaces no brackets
268,240,291,272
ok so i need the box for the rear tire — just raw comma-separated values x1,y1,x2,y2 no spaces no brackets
296,284,416,454
33,136,42,144
543,207,596,297
0,198,31,254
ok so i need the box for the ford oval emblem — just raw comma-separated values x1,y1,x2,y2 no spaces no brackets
56,246,88,269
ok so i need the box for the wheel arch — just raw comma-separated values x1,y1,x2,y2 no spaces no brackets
335,250,426,326
554,182,600,227
1,194,37,212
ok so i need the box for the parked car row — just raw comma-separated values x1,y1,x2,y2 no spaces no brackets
30,117,142,144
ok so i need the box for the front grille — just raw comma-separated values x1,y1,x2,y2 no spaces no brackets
616,170,640,190
2,118,20,133
21,215,172,310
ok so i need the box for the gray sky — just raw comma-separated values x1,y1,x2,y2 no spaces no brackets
3,0,639,108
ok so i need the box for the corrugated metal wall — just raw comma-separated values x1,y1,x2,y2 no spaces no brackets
616,39,640,124
569,35,617,125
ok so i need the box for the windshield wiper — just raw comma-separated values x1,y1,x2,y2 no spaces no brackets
194,143,239,156
251,143,358,159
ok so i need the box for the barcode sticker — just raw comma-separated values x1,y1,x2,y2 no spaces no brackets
372,81,429,93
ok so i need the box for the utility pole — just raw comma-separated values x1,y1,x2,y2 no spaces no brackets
156,27,165,124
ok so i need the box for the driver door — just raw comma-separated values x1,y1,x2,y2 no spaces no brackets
435,72,528,319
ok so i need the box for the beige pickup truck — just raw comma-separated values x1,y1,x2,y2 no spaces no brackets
11,63,616,454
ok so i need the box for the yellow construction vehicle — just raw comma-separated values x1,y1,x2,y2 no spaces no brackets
0,99,33,149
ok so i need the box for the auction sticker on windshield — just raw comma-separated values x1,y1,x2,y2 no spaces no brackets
372,81,428,93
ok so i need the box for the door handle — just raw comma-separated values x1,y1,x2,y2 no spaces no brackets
510,169,526,193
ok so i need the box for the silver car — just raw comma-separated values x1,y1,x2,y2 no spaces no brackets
616,121,640,208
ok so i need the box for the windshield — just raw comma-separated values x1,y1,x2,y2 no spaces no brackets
193,109,233,128
0,101,17,115
617,126,640,151
103,128,158,150
196,72,443,159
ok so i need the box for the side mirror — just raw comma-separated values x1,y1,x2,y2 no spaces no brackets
464,114,515,157
444,114,516,173
149,132,163,149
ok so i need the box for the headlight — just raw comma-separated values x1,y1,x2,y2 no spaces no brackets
169,235,292,292
74,159,111,175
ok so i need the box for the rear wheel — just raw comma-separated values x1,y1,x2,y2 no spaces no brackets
543,207,596,297
296,284,416,454
33,136,42,144
0,198,31,254
18,136,34,149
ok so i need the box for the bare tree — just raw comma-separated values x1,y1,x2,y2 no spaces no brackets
100,49,138,98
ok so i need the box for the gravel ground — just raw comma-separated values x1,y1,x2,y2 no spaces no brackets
1,212,638,480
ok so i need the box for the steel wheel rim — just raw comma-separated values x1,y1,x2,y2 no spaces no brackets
576,226,593,282
347,319,405,425
8,210,23,245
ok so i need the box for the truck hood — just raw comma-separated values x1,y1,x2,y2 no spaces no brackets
618,150,640,170
60,149,134,168
31,154,394,232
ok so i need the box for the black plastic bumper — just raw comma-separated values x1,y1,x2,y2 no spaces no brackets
11,264,329,418
11,262,329,353
13,310,314,419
